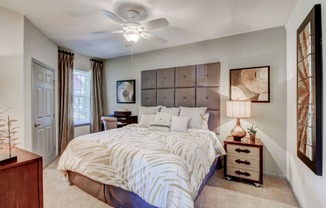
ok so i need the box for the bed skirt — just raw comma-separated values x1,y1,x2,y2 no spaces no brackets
68,156,222,208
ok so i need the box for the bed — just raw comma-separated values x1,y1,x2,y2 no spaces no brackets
58,63,223,207
58,123,225,207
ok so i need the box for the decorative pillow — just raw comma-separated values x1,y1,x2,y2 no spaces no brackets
170,115,190,133
160,107,180,115
148,124,170,132
179,107,207,129
138,114,156,128
138,106,161,121
202,112,210,129
153,112,172,126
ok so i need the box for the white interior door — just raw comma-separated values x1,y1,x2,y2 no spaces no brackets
32,61,56,168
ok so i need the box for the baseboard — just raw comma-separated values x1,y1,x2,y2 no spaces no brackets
263,171,286,179
286,179,303,208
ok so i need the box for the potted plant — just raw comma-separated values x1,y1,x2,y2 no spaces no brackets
247,124,257,142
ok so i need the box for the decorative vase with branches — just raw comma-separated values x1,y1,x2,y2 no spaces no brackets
0,107,18,158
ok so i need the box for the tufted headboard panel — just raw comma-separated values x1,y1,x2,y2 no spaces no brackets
141,62,221,134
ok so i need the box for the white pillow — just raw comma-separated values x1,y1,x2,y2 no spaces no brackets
160,107,180,115
179,107,207,129
202,112,210,129
170,115,190,133
138,106,161,121
138,114,156,128
153,112,172,126
148,124,170,132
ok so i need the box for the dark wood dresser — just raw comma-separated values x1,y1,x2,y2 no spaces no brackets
110,111,138,128
0,147,43,207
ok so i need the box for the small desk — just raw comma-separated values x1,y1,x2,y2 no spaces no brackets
110,111,138,128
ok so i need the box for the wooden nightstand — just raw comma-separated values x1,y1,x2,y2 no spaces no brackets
224,136,263,187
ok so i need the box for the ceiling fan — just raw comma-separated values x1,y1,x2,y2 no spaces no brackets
101,9,169,47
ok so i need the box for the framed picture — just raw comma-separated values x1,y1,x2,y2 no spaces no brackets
297,4,322,175
116,79,135,104
230,66,270,103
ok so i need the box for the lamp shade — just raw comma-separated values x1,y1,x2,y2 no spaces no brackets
226,100,251,118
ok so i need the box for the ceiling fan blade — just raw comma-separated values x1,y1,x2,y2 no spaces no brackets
112,30,124,34
141,18,169,30
140,32,167,44
90,31,108,34
101,10,126,25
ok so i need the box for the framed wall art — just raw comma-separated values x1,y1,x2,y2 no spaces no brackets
117,79,135,104
230,66,270,103
297,4,322,175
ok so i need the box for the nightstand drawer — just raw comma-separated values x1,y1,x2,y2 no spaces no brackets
227,155,260,170
227,144,259,157
227,166,260,181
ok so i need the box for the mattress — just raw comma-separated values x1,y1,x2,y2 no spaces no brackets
58,124,226,208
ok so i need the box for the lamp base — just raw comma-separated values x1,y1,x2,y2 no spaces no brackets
233,137,242,141
230,118,246,140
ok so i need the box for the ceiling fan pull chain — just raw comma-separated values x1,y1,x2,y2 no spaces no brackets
131,45,134,64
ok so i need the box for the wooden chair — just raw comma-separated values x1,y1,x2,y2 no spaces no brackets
101,116,117,130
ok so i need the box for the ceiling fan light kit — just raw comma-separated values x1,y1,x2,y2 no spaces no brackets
123,31,141,43
100,6,169,47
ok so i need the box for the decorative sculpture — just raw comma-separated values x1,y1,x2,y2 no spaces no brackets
0,107,18,164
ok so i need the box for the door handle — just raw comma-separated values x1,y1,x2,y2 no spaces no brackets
34,123,41,127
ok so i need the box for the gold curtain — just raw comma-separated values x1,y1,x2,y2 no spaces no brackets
90,59,103,133
58,49,75,154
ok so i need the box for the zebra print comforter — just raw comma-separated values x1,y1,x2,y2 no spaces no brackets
57,124,225,208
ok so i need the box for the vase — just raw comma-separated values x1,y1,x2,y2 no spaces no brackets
249,133,256,143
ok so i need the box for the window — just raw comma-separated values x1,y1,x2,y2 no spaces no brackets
73,70,91,125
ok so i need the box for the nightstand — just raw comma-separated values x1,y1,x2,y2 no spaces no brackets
224,136,263,187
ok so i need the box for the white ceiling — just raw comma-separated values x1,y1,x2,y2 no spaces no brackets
0,0,297,59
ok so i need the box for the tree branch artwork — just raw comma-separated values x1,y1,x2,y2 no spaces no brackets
0,107,19,160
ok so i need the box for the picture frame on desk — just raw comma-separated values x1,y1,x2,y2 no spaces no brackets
117,79,135,104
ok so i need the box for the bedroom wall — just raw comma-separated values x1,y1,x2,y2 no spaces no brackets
0,7,24,146
103,27,287,176
286,0,326,207
23,18,58,153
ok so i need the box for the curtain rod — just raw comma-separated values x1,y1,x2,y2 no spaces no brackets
58,49,74,56
90,59,103,63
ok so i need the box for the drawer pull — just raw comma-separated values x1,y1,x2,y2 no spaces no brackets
235,148,250,154
235,159,251,165
235,170,251,177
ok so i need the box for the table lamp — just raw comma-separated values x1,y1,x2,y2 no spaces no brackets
226,100,251,141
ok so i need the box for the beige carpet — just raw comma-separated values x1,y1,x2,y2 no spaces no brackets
44,158,299,208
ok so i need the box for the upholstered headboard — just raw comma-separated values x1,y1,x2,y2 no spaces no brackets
141,62,221,134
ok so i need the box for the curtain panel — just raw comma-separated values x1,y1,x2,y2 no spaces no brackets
90,59,104,133
58,49,75,155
